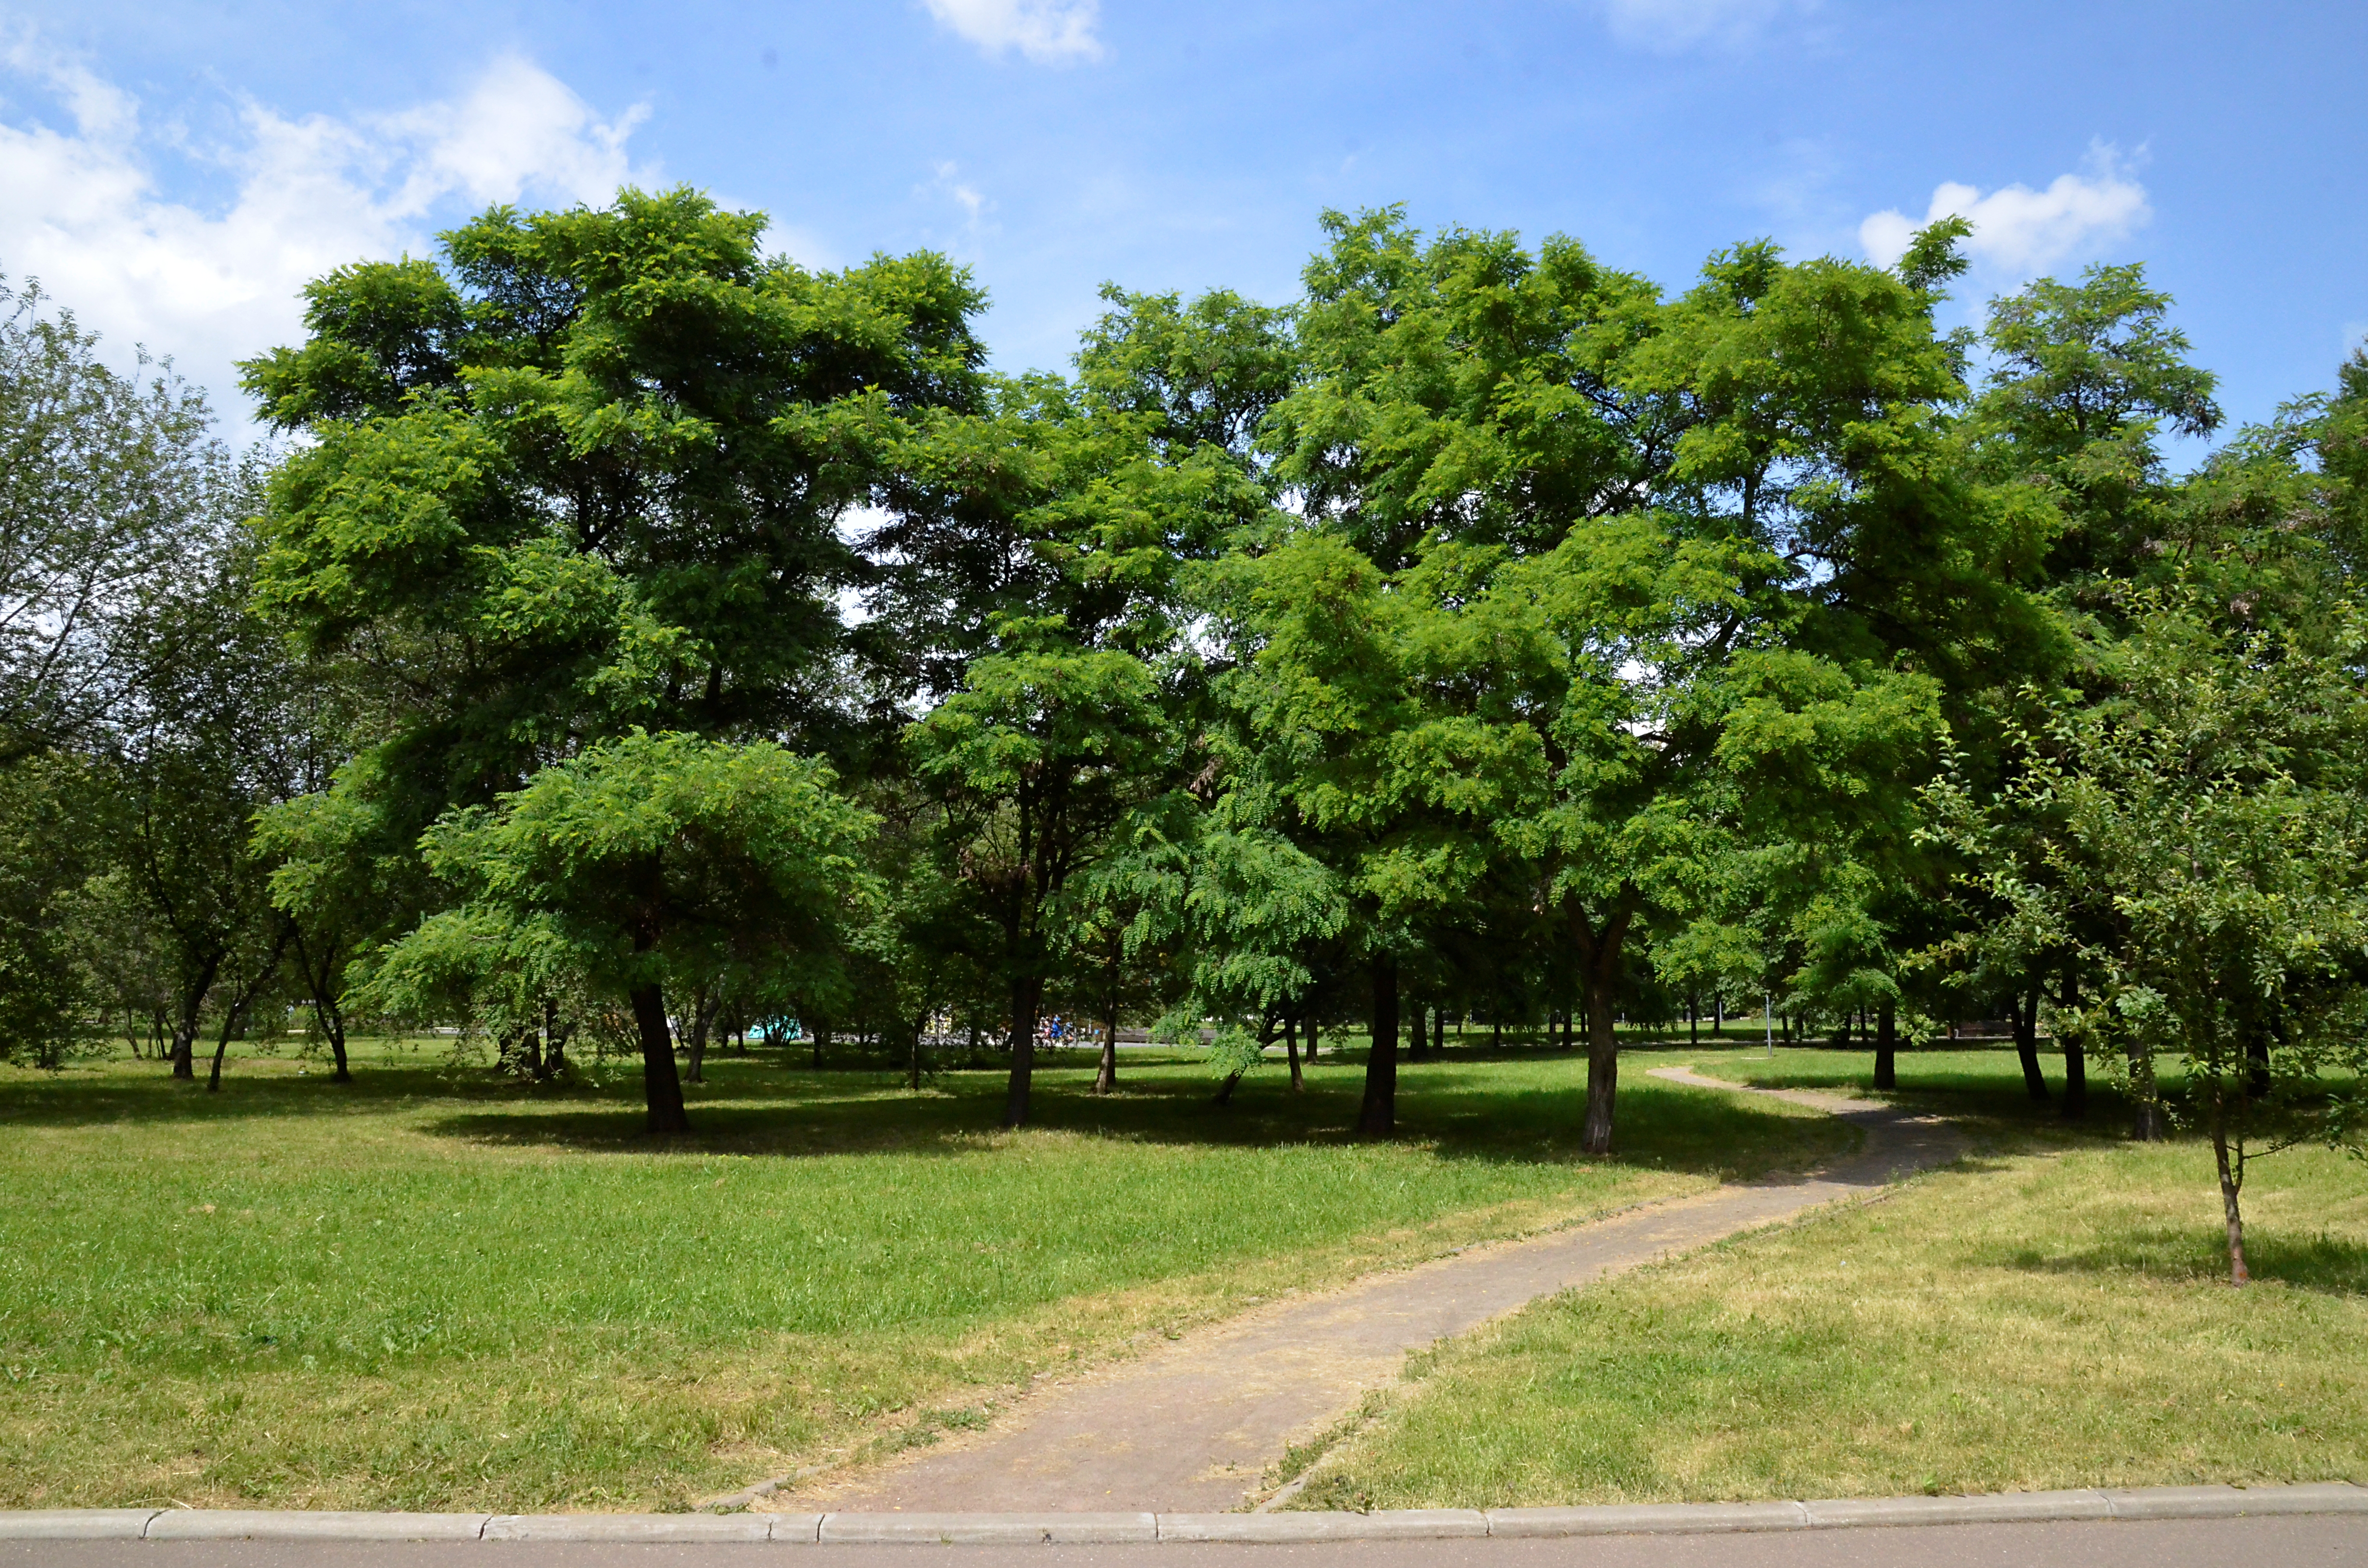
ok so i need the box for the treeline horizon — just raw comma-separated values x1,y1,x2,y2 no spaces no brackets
6,186,2366,1280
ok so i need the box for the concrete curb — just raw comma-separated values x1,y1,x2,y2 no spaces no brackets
2,1483,2360,1543
1160,1509,1488,1542
486,1513,778,1542
821,1512,1158,1544
144,1512,495,1542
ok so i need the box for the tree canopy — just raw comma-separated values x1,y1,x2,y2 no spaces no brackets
7,185,2365,1282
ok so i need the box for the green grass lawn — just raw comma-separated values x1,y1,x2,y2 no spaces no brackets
1291,1047,2368,1509
0,1038,1844,1511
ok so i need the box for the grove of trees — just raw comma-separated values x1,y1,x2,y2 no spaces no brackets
5,191,2365,1283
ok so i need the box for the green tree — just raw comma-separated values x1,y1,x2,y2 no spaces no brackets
1208,533,1513,1134
1967,262,2221,590
111,530,327,1088
895,286,1283,1127
1935,590,2368,1281
0,275,233,766
1235,212,2006,1149
370,731,877,1132
245,188,985,1122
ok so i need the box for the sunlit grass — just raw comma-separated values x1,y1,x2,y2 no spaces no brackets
1293,1066,2368,1508
0,1038,1844,1510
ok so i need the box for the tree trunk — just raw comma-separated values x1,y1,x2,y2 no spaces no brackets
629,982,691,1134
1714,994,1724,1035
1874,1001,1897,1090
207,925,292,1093
909,1011,924,1092
1432,1005,1446,1057
168,949,222,1080
1410,1001,1429,1063
2014,986,2048,1102
1689,995,1698,1049
2059,975,2086,1121
2245,1025,2271,1099
1285,1014,1303,1092
1095,1000,1119,1095
1002,974,1043,1128
292,927,351,1081
1215,1066,1245,1105
1582,970,1618,1154
1305,1014,1319,1061
684,986,715,1085
1575,904,1632,1155
1358,956,1399,1137
206,1013,234,1091
2212,1111,2249,1286
2127,1039,2163,1140
812,1020,826,1071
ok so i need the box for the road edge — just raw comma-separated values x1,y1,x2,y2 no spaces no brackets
1,1482,2361,1543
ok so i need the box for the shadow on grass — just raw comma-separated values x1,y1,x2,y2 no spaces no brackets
427,1066,1840,1179
1,1047,1850,1183
1984,1227,2368,1298
1688,1051,2151,1137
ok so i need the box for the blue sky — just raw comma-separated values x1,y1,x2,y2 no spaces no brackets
3,0,2362,444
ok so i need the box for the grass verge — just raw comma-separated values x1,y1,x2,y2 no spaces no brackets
0,1040,1842,1510
1292,1050,2368,1508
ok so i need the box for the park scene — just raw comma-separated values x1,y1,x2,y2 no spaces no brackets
1,0,2365,1556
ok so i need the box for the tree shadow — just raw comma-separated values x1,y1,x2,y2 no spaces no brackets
1677,1045,2151,1136
2,1046,1853,1183
419,1054,1852,1182
0,1051,913,1129
1982,1227,2368,1298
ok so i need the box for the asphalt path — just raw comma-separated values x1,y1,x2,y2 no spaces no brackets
11,1516,2365,1568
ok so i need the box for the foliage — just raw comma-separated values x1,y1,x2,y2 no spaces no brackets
365,731,879,1130
1931,589,2368,1281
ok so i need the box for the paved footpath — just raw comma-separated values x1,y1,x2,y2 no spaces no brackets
11,1515,2364,1567
770,1068,1962,1515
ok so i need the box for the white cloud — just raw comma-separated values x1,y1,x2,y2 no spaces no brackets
921,0,1105,63
1599,0,1801,51
917,161,996,256
0,44,653,427
931,161,988,226
1859,146,2151,277
381,54,649,215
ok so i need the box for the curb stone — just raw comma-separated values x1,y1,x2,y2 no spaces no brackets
822,1512,1158,1544
485,1513,778,1542
0,1511,160,1540
0,1483,2359,1544
1487,1501,1807,1537
1160,1509,1489,1542
144,1511,493,1541
1801,1492,2109,1528
2104,1483,2367,1519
